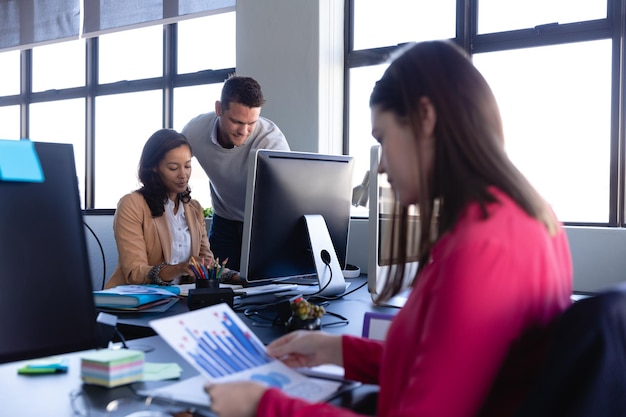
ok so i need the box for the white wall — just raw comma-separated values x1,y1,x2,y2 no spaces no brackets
236,0,344,154
564,226,626,293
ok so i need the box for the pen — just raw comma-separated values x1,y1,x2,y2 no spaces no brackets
217,257,228,280
189,264,202,280
191,258,205,279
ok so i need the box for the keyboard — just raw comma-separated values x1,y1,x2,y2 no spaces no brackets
274,274,318,285
236,283,298,297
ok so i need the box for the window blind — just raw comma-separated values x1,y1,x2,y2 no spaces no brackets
0,0,80,52
0,0,235,52
82,0,236,38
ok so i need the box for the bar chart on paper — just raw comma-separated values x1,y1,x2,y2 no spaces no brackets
191,314,271,377
150,304,272,378
150,303,342,402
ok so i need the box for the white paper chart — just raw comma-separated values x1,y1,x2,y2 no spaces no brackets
150,303,341,402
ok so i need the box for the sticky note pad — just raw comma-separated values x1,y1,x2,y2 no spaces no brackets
142,362,183,381
0,139,44,183
81,349,144,388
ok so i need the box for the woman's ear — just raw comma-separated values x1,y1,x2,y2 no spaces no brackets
419,97,437,137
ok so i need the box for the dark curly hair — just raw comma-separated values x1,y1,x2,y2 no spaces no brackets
220,74,266,110
138,129,192,217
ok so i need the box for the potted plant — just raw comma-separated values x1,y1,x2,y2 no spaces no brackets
287,296,325,331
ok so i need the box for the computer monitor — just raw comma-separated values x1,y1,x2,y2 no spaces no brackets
0,141,100,364
240,149,354,296
368,145,419,307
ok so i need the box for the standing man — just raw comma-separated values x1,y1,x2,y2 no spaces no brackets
182,74,290,272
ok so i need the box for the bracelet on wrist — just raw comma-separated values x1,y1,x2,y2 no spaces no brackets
220,269,238,283
148,263,172,286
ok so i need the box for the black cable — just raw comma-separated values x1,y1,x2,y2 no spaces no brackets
320,309,350,328
237,251,355,330
241,299,292,328
304,250,333,300
83,221,107,290
308,279,368,302
114,328,128,349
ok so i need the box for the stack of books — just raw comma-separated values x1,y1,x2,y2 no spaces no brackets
93,285,180,313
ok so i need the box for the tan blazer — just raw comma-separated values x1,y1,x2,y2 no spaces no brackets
105,191,212,289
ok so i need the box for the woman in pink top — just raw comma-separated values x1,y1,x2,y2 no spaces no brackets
203,40,573,417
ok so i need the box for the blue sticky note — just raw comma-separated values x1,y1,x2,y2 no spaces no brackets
17,357,69,375
0,139,44,183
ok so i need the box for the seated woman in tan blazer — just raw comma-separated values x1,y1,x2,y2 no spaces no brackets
106,129,235,289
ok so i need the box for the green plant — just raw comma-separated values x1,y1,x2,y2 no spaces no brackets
203,207,213,218
290,296,325,320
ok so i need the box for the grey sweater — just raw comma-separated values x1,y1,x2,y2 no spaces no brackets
182,112,290,222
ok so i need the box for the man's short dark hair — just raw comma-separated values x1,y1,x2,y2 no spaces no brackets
221,74,266,110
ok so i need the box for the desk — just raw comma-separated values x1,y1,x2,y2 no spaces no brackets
0,336,202,416
115,276,399,344
0,276,394,415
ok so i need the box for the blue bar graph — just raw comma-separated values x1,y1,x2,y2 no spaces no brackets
181,311,272,378
150,303,337,399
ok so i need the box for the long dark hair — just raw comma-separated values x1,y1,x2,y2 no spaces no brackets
138,129,192,217
369,40,558,302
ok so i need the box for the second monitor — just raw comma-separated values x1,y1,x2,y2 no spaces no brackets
240,149,354,296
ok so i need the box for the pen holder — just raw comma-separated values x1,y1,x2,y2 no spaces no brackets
196,279,219,289
188,288,234,310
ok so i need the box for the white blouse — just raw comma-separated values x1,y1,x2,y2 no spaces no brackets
164,198,192,267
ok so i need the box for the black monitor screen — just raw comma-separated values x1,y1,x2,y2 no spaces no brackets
0,141,99,364
240,150,353,282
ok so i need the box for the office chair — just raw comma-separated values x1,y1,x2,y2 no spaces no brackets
515,285,626,417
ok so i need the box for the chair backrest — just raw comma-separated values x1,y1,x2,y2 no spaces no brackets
515,286,626,417
83,213,118,290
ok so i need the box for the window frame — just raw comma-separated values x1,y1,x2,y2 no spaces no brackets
344,0,625,227
0,23,234,211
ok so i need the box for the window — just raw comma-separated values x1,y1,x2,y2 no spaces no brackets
95,90,162,208
0,12,235,209
0,106,20,139
0,50,20,96
347,64,387,217
32,40,85,92
352,0,456,50
99,25,163,84
473,40,612,223
30,99,86,206
477,0,607,34
173,83,226,210
177,12,236,73
346,0,619,226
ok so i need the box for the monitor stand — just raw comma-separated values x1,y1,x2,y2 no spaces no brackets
303,214,347,296
373,288,411,308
